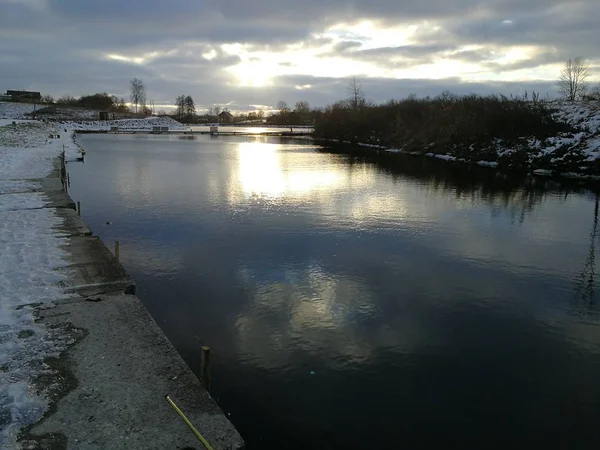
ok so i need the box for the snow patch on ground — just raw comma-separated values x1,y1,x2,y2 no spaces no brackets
36,107,99,120
0,122,54,149
0,103,39,120
369,101,600,173
0,114,80,447
426,152,457,162
64,116,186,131
477,160,499,168
358,142,385,149
544,101,600,160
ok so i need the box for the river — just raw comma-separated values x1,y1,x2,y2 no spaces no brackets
70,133,600,449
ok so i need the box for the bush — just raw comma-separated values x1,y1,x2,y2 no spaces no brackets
314,93,572,156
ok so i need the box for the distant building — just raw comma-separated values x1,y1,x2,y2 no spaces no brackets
218,110,234,123
98,111,115,120
5,90,42,102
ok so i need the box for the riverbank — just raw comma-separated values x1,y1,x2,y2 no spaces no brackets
0,109,243,449
315,97,600,178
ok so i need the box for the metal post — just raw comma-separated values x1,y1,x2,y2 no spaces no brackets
201,346,211,392
77,201,81,217
115,240,120,262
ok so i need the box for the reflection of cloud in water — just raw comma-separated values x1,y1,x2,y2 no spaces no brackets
234,264,419,370
123,240,185,275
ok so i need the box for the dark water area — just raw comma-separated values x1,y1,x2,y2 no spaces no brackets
70,133,600,449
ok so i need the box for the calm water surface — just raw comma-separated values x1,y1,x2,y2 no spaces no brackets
70,134,600,449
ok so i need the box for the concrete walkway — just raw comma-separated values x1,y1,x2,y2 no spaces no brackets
4,148,244,448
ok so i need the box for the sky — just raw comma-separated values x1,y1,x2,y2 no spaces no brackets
1,0,599,113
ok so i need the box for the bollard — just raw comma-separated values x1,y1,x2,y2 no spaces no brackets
201,346,211,392
115,240,120,262
77,201,81,217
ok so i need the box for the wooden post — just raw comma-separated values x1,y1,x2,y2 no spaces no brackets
115,240,120,262
201,346,211,392
61,150,66,190
77,201,81,217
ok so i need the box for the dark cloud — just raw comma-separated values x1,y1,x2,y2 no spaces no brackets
331,41,364,53
0,0,598,110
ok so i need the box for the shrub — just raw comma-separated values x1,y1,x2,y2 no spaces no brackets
314,93,572,156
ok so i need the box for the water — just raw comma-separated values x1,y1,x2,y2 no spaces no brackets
69,133,600,449
189,125,312,134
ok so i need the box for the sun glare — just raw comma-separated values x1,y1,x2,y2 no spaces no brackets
233,143,344,199
227,61,274,87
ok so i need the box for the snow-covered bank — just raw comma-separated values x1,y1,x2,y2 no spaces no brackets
0,102,39,120
332,101,600,177
0,118,81,447
61,116,186,132
444,101,600,173
0,109,245,449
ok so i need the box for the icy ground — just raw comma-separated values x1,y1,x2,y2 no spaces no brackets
0,118,80,448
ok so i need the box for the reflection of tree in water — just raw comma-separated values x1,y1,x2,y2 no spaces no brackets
572,194,599,311
337,149,590,224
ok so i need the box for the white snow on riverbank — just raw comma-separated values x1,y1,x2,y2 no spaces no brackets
543,101,600,159
0,115,81,447
370,101,600,170
62,116,186,131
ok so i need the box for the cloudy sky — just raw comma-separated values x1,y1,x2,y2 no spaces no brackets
1,0,599,112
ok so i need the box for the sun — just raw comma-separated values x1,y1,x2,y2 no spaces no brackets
227,61,274,87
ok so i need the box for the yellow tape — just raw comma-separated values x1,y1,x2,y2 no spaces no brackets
165,395,215,450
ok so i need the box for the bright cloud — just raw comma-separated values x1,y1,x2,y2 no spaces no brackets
0,0,598,111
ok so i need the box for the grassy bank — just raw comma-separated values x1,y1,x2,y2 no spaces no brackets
314,94,600,174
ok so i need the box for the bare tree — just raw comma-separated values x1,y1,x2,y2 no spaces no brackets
130,77,146,114
558,57,590,101
175,95,186,118
57,95,77,106
184,95,196,116
294,101,310,115
277,100,289,114
347,77,365,109
214,106,222,116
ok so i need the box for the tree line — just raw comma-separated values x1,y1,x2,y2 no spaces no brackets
14,58,597,125
29,77,150,115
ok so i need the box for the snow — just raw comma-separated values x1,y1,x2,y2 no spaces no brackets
0,122,54,149
0,115,80,447
476,160,499,168
35,107,99,121
358,142,385,149
370,101,600,173
540,101,600,159
426,152,457,162
63,116,186,131
0,102,39,120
